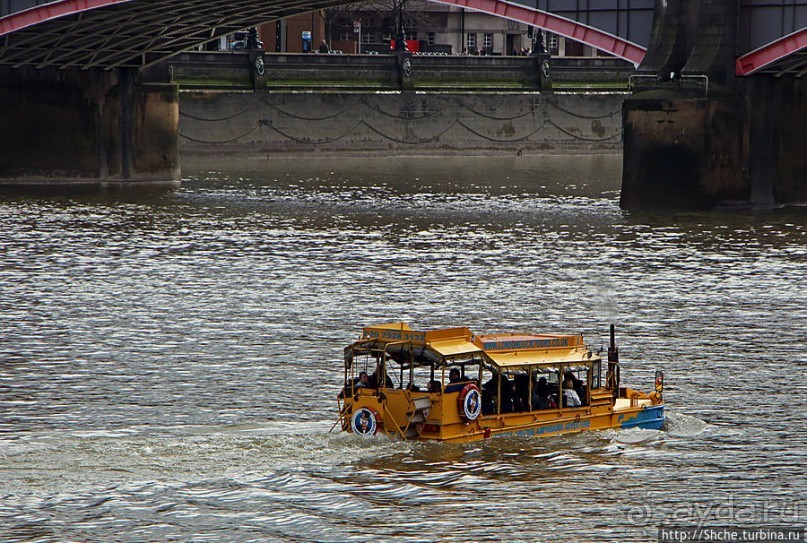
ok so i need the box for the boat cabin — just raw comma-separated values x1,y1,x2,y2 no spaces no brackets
337,322,664,441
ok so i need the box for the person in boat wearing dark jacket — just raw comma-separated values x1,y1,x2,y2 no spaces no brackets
531,376,552,409
337,371,369,399
370,368,393,388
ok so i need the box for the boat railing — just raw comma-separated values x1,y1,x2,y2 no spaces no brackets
330,397,348,433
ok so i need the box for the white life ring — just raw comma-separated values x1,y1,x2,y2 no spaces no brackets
457,384,482,421
350,407,379,437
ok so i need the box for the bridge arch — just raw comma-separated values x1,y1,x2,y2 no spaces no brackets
0,0,647,69
429,0,646,65
736,27,807,76
0,0,126,35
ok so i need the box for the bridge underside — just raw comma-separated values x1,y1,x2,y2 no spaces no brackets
2,0,806,72
0,0,648,69
0,0,349,69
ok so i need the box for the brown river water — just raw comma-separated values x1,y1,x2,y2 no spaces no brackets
1,155,805,542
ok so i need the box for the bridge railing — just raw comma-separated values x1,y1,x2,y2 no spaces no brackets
628,73,710,97
145,51,635,92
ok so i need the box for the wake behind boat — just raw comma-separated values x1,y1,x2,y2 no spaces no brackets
335,323,665,442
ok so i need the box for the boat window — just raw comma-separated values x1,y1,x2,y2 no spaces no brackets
529,369,556,410
349,351,381,386
479,367,531,414
405,365,436,392
480,367,494,414
510,371,531,412
549,370,562,408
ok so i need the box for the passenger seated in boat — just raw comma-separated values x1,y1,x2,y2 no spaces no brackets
338,371,369,398
514,373,530,411
405,382,421,391
532,376,552,409
564,371,586,404
562,378,582,407
356,371,371,388
498,375,515,413
370,369,393,389
510,381,527,412
427,380,441,393
444,368,470,393
480,373,494,414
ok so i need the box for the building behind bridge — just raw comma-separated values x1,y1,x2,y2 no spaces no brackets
252,1,608,58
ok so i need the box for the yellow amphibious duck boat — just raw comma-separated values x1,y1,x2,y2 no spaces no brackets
335,323,665,442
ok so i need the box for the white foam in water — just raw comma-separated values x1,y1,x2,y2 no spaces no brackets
663,410,710,437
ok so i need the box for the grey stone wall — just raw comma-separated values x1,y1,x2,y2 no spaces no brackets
178,91,626,158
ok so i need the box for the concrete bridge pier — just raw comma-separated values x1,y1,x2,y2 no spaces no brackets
0,67,180,184
621,91,747,209
746,75,807,206
622,74,807,209
621,0,748,210
622,0,807,209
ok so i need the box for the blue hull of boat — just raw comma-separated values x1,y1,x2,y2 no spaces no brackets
619,404,665,430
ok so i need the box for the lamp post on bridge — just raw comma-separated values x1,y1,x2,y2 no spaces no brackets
393,0,408,52
530,27,551,91
535,28,546,54
391,0,413,90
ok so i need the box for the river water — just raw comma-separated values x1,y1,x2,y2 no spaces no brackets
1,155,805,543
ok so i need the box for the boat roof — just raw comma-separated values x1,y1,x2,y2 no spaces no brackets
486,348,597,368
347,323,599,369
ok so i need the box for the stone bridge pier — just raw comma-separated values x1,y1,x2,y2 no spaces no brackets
621,0,807,209
0,67,180,183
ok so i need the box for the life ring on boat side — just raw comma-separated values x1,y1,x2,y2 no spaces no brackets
350,407,379,437
457,384,482,421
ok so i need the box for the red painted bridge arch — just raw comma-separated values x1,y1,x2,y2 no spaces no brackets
430,0,646,65
736,27,807,76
